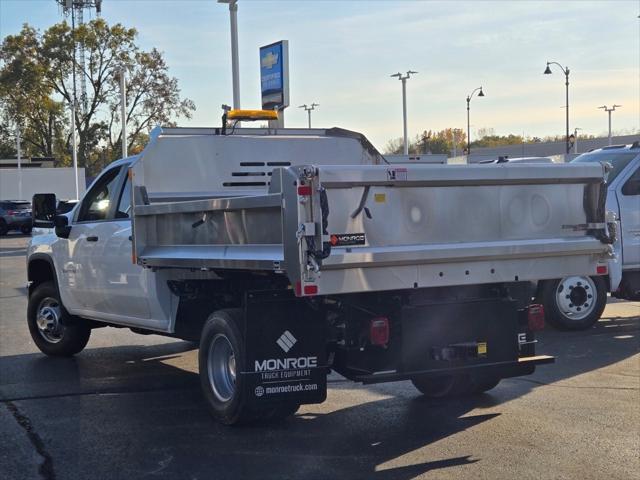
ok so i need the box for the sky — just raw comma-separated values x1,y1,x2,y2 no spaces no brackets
1,0,639,151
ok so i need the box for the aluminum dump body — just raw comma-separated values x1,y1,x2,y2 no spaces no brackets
131,127,612,296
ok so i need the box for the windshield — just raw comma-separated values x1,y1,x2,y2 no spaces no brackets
572,151,637,184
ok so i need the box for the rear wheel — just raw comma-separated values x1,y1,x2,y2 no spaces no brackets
411,373,500,398
27,281,91,356
199,309,255,425
0,220,8,236
540,276,607,330
21,225,32,235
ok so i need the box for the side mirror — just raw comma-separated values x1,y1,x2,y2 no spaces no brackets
32,193,57,228
54,215,71,239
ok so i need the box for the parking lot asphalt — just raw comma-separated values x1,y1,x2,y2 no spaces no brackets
0,233,638,480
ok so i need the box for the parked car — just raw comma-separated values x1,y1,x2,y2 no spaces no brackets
0,200,32,235
535,142,640,329
478,156,554,164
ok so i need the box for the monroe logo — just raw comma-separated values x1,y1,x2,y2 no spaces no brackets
255,357,318,372
330,233,366,247
276,330,297,353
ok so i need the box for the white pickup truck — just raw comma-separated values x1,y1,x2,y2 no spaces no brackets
535,143,640,330
27,115,614,425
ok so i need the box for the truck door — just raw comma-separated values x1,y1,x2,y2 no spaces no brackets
618,163,640,268
100,172,152,319
61,165,123,310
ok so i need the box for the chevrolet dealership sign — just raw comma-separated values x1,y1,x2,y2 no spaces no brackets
260,40,289,110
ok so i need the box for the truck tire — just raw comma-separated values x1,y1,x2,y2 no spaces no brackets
199,308,255,425
539,276,607,330
411,375,469,398
411,373,500,398
27,281,91,356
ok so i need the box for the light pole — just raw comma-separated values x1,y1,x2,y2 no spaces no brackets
218,0,241,110
70,100,79,200
15,123,22,200
573,127,582,153
466,86,484,155
391,71,417,155
544,61,571,153
115,66,127,158
298,103,319,128
598,105,622,145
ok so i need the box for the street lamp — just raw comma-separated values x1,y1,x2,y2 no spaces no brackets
218,0,241,110
544,61,571,154
573,127,582,154
466,86,484,155
298,103,319,128
391,70,417,155
598,105,622,145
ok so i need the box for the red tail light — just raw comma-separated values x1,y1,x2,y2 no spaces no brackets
369,317,390,346
528,304,545,331
297,185,312,196
596,265,608,275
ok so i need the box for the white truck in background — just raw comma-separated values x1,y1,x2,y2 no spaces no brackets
534,143,640,330
27,113,614,425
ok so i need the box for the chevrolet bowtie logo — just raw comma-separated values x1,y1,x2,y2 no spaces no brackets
261,52,278,69
276,330,297,353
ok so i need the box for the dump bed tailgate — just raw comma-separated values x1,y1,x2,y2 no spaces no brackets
281,163,612,296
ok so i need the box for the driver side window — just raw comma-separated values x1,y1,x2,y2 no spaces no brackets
77,167,121,222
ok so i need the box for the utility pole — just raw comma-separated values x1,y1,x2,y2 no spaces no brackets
16,124,22,200
391,71,417,155
598,105,622,145
298,103,319,128
116,66,128,158
218,0,241,110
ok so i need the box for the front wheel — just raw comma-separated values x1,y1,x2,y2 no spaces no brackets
540,276,607,330
27,281,91,356
21,225,32,235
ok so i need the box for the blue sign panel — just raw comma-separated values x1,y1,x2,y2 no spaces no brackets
260,40,289,110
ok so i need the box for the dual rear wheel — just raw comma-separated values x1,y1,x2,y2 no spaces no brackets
198,309,299,425
411,373,501,398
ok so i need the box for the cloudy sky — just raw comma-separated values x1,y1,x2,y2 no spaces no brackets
1,0,638,150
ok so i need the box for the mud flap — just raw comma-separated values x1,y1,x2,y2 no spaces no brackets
241,290,328,407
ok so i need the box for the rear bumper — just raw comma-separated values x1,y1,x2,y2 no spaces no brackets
5,217,32,228
356,354,555,385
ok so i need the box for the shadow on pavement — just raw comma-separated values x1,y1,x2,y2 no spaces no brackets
0,315,637,479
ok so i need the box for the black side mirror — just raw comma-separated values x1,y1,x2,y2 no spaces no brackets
54,215,71,239
32,193,57,228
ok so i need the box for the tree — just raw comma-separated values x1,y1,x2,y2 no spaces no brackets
384,128,467,155
0,19,195,174
0,24,66,161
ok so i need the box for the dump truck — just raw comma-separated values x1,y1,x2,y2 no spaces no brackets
28,112,614,425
